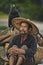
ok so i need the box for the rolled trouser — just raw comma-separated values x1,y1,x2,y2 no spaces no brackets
19,45,28,60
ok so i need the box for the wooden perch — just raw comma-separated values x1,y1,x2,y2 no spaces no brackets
0,36,11,46
0,34,11,42
0,33,18,46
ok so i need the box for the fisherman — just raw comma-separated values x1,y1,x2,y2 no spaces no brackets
7,18,38,65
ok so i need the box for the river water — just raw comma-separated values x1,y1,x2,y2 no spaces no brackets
33,21,43,35
0,19,43,35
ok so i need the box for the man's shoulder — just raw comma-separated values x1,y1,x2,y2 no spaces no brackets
28,34,36,40
28,34,34,38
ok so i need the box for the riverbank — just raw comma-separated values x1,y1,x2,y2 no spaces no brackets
0,12,8,19
0,18,8,23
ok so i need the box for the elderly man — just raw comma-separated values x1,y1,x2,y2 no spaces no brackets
7,18,38,65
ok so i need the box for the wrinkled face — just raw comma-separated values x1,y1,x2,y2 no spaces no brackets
19,22,29,35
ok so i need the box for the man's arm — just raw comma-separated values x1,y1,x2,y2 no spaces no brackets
6,36,16,57
8,36,16,50
26,37,37,57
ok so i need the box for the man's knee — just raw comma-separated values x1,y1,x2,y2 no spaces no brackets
12,45,18,48
21,45,28,51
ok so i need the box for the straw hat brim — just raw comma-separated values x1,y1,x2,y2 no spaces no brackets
12,17,39,35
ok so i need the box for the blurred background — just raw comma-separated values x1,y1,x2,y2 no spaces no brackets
0,0,43,65
0,0,43,34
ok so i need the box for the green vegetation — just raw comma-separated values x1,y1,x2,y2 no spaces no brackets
0,12,8,19
17,3,43,21
0,26,8,35
0,0,43,21
0,26,8,30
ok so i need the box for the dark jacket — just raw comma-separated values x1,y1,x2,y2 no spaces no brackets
7,34,37,59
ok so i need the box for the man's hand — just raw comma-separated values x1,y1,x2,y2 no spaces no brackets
8,47,18,54
15,48,26,55
8,47,25,55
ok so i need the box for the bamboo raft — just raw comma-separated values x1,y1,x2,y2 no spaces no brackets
0,29,43,65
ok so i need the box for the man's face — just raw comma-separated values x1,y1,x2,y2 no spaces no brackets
19,22,29,35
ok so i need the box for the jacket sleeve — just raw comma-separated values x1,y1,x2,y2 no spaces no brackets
6,36,16,58
7,36,16,50
26,37,37,57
